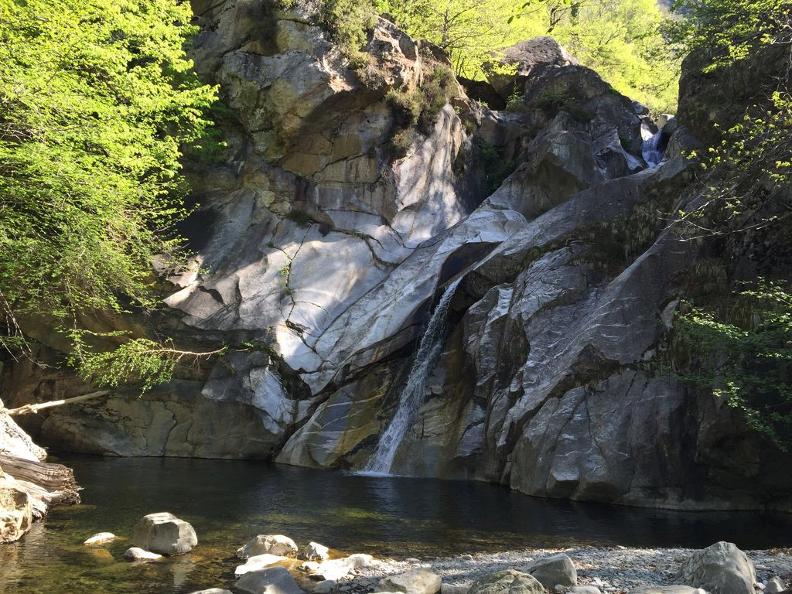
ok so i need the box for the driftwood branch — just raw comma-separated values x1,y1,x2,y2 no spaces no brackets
0,454,81,506
4,390,111,416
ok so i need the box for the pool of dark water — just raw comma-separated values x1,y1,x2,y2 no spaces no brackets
1,456,791,594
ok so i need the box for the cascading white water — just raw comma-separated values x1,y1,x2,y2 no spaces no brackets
362,278,462,475
641,116,673,168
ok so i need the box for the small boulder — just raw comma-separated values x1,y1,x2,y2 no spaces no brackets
124,546,163,562
235,566,304,594
377,569,442,594
83,532,116,546
678,542,756,594
236,554,289,576
528,554,577,588
469,570,545,594
767,578,786,594
633,587,709,594
301,554,374,581
188,590,233,594
238,534,299,559
132,512,197,556
309,581,337,594
300,542,330,562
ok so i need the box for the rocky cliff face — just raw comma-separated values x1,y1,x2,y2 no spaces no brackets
5,0,792,511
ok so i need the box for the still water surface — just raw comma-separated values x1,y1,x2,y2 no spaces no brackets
1,456,791,594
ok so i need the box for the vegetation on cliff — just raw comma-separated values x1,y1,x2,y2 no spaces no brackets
0,0,219,388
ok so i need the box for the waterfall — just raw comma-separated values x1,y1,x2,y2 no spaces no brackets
641,116,673,168
362,278,462,475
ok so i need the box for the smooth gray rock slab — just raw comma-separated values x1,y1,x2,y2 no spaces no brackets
238,535,299,559
236,554,289,576
678,542,756,594
235,566,304,594
529,554,577,588
469,570,545,594
188,590,233,594
377,569,442,594
568,587,602,594
766,578,786,594
132,512,197,556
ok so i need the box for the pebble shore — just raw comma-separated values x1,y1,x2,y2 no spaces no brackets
343,547,792,594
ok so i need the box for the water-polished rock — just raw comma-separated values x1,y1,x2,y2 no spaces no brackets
132,512,197,556
766,578,786,594
528,554,577,588
377,569,442,594
235,566,304,594
469,570,545,594
300,554,374,581
123,546,163,562
83,532,116,545
236,554,288,576
238,535,299,559
568,587,602,594
678,542,756,594
299,541,330,562
188,589,233,594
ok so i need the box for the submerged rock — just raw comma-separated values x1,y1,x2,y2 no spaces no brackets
235,566,304,594
132,512,197,556
123,546,163,562
678,542,756,594
236,554,289,576
469,570,545,594
238,535,299,559
188,589,233,594
633,588,709,594
83,532,116,545
528,554,577,588
377,569,442,594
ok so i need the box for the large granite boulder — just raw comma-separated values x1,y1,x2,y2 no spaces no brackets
528,554,577,588
235,566,304,594
132,512,198,556
469,570,545,594
377,569,442,594
238,535,299,559
678,542,756,594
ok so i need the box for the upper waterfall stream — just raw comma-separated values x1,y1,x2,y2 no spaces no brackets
362,278,462,475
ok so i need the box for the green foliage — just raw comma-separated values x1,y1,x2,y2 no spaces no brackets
69,331,226,393
676,282,792,450
379,0,679,113
0,0,216,321
319,0,379,66
0,0,217,386
664,0,791,71
677,91,792,238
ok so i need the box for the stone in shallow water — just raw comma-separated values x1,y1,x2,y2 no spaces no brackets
377,569,442,594
188,590,233,594
235,566,304,594
528,553,577,588
301,554,374,581
469,570,545,594
299,541,330,562
238,534,299,559
568,587,602,594
766,578,786,594
83,532,116,545
123,547,163,562
236,554,289,576
678,542,756,594
132,512,197,556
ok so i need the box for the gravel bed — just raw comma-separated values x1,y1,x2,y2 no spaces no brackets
338,547,792,594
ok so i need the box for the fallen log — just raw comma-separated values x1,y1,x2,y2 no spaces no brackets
5,390,111,416
0,454,80,508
